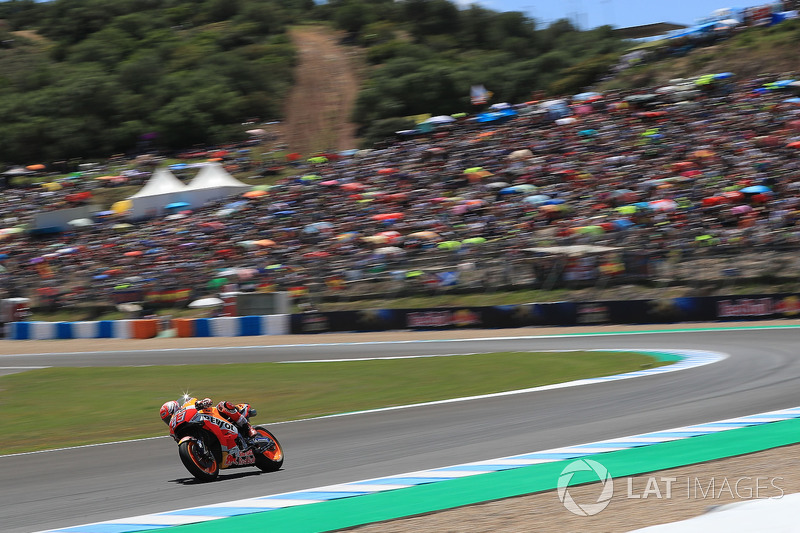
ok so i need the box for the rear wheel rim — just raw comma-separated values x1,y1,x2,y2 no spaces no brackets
257,430,283,461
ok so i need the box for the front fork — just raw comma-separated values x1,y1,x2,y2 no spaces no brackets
178,436,214,460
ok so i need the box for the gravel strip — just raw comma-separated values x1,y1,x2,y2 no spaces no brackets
344,444,800,533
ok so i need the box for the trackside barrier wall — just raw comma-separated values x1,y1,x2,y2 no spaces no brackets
290,291,800,333
6,315,290,340
173,318,195,338
192,315,288,337
7,320,135,340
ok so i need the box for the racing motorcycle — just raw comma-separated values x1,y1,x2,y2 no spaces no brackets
168,396,284,481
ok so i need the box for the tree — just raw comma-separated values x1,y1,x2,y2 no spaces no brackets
334,1,376,35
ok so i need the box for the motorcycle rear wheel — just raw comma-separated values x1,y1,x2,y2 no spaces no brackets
253,427,284,472
179,439,219,481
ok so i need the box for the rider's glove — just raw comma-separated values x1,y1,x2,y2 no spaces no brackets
196,398,213,409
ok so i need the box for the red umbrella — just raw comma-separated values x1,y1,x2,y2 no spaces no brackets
383,192,408,202
702,196,725,207
371,212,404,221
200,221,225,230
722,191,744,202
341,182,366,191
303,251,330,259
672,161,696,171
787,141,800,149
752,193,771,203
124,250,143,257
377,168,397,175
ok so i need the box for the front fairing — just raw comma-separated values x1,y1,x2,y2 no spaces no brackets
169,405,241,459
169,405,203,440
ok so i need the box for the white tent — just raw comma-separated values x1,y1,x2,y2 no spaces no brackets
183,163,250,207
127,168,188,219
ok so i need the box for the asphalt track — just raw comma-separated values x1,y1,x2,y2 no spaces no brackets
2,327,800,533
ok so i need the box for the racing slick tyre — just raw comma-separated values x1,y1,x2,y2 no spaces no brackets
179,438,219,481
253,426,284,472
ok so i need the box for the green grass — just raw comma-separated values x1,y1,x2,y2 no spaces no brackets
0,351,666,454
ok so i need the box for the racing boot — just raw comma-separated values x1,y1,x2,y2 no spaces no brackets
237,420,259,447
241,421,275,450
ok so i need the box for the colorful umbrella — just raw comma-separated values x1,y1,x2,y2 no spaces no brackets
740,185,771,194
437,241,462,250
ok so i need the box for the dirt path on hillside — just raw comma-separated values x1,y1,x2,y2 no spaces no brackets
281,26,361,156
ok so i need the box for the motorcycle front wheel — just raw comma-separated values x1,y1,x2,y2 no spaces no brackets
253,427,284,472
179,438,219,481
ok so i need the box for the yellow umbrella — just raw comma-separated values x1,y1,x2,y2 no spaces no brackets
408,231,440,240
112,200,133,214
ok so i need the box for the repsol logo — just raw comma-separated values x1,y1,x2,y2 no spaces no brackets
201,415,237,433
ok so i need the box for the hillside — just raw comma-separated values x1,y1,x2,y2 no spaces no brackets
602,22,800,90
280,22,800,154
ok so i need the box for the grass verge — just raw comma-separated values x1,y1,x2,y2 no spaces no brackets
0,351,667,455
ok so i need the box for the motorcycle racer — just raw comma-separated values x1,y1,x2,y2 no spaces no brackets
159,397,259,444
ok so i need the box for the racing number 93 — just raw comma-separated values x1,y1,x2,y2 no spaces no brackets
170,409,186,430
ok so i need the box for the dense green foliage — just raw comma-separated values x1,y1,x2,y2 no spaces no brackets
342,4,628,145
0,0,299,163
0,0,628,163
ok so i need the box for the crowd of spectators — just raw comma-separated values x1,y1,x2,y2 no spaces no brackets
1,72,800,311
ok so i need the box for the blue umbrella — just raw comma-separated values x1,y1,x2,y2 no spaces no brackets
275,210,297,216
740,185,771,194
713,72,734,79
784,98,800,104
169,163,188,171
573,91,601,102
523,194,551,205
613,219,634,229
499,187,520,194
543,198,566,205
93,274,109,280
165,202,190,209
